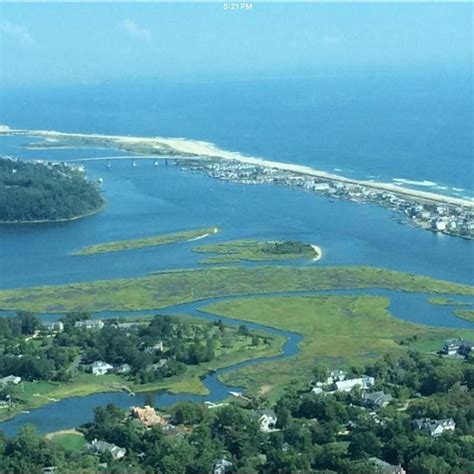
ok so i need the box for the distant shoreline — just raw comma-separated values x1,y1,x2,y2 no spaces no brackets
1,125,471,210
0,202,106,225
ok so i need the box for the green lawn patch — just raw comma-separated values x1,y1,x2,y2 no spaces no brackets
74,226,219,256
49,432,86,452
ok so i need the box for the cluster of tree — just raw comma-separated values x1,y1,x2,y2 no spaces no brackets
0,351,472,473
0,312,77,382
273,351,474,473
0,426,99,473
264,241,314,255
0,157,103,222
0,312,255,387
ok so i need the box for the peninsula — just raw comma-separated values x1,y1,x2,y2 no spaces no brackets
1,125,473,237
0,155,104,223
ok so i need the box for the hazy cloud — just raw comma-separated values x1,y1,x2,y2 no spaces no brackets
0,21,36,46
121,19,151,42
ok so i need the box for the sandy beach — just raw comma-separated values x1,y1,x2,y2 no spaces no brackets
2,126,473,209
311,245,322,261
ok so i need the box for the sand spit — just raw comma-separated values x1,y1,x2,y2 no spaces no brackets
2,126,473,210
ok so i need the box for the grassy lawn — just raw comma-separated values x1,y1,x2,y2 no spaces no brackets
200,295,474,397
49,431,86,452
0,266,472,313
193,239,319,264
73,226,219,256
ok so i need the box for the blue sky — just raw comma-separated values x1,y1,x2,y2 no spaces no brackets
0,2,472,85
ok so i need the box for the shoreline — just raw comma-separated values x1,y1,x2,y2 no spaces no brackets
1,126,473,210
0,201,106,225
311,244,322,261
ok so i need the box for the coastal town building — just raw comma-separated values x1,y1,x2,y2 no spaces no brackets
74,319,105,330
87,439,126,460
361,391,393,409
131,405,168,428
45,321,64,333
335,376,375,392
90,361,113,375
369,457,406,474
254,409,278,432
213,458,233,474
441,338,472,357
0,375,22,386
412,418,456,437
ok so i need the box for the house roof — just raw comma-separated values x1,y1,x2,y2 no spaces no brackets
258,409,277,418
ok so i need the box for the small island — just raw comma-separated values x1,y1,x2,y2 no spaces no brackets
454,309,474,322
0,157,104,223
193,239,321,264
74,227,219,256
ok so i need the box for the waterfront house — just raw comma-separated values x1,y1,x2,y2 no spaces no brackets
116,363,131,374
0,375,22,386
361,391,393,409
413,418,456,437
45,321,64,333
335,375,375,392
87,439,126,460
90,361,113,375
314,369,346,388
131,405,168,428
441,338,470,356
74,319,105,330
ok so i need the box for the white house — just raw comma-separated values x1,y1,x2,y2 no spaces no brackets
213,458,233,474
75,320,105,330
255,409,278,432
0,375,22,386
90,361,113,376
335,375,375,392
46,321,64,333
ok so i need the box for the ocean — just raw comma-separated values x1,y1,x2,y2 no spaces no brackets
0,72,472,288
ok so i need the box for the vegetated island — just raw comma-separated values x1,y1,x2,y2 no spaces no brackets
1,125,473,238
74,227,219,256
0,156,104,223
193,239,321,264
454,309,474,322
428,297,471,306
0,266,472,314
